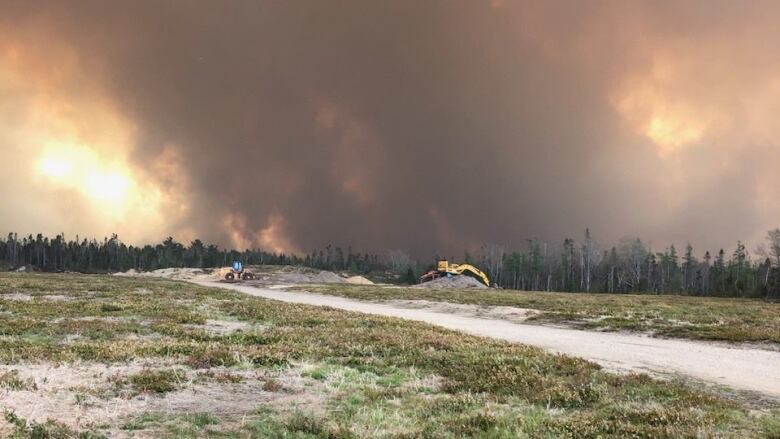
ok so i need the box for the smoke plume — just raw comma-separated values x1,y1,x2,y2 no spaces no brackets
2,1,780,258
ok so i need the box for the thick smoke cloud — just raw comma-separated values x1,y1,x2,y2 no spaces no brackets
2,1,780,258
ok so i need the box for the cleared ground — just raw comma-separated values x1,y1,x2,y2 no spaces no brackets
300,284,780,344
0,273,778,438
203,281,780,399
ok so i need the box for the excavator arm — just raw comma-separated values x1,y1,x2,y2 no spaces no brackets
420,260,492,287
450,264,491,287
433,260,491,286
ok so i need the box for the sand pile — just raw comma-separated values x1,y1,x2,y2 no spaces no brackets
414,276,487,289
114,267,216,281
346,275,374,285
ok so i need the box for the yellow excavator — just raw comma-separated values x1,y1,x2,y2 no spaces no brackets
419,260,491,287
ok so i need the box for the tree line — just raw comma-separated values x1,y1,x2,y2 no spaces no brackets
1,230,779,299
464,229,780,300
0,233,384,275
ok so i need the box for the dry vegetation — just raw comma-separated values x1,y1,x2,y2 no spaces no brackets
301,284,780,344
0,272,778,438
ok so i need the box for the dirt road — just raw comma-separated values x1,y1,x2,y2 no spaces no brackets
197,281,780,398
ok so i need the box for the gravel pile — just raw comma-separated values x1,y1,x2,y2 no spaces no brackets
414,275,487,289
310,271,346,283
271,270,346,284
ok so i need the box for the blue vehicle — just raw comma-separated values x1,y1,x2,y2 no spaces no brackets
224,261,255,281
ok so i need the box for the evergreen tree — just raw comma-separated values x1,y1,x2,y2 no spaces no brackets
682,243,697,294
403,266,417,285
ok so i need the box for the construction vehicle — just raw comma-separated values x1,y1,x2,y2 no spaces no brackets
419,260,491,287
222,261,255,281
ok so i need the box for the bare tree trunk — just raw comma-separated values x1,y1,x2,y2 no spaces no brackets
609,266,615,293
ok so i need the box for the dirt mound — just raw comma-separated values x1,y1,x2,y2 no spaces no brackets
346,275,374,285
414,275,487,289
311,271,346,283
148,267,210,280
114,267,216,281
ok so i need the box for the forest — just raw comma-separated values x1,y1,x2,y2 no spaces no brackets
1,230,779,299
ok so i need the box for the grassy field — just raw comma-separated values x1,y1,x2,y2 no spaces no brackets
0,273,778,438
299,284,780,344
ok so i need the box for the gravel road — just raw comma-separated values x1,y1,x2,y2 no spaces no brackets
196,281,780,398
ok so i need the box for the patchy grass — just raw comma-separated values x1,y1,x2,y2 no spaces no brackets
300,283,780,344
4,410,105,439
0,370,36,391
126,368,181,394
0,272,777,438
121,411,220,436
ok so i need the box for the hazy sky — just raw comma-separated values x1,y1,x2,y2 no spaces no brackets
2,0,780,258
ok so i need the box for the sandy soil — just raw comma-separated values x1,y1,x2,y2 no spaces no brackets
0,360,323,437
196,280,780,399
385,299,541,323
